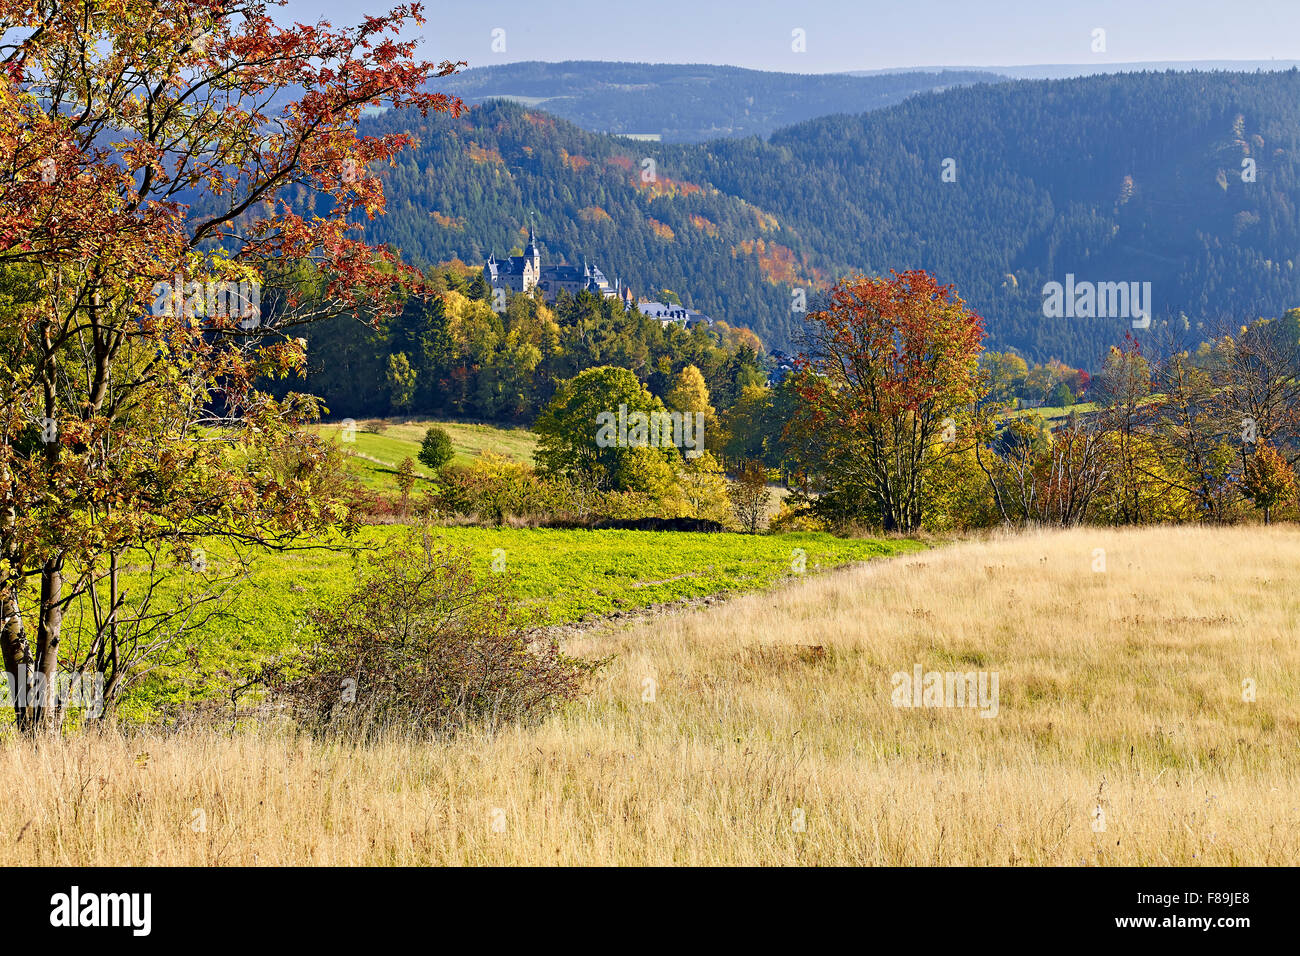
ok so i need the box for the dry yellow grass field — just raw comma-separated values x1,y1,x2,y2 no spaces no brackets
2,525,1297,865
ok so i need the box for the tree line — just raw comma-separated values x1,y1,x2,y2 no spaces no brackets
291,263,768,424
776,274,1300,533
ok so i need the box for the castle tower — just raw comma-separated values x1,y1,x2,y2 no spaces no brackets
520,228,537,292
523,215,541,287
524,226,540,269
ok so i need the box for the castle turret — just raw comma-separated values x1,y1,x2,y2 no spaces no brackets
524,224,540,275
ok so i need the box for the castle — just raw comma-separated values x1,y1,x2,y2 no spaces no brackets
483,224,713,328
485,225,635,307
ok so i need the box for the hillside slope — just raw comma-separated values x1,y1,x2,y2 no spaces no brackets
361,99,816,348
365,69,1300,367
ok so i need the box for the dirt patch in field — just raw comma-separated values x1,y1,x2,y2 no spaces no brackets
738,644,828,672
530,590,739,642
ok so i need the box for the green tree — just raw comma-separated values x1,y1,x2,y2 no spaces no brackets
386,353,418,414
418,427,455,470
1050,383,1075,407
534,366,673,491
722,385,776,463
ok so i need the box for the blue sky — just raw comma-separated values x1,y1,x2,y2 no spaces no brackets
281,0,1299,72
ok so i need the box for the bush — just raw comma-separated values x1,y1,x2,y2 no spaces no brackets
276,533,602,738
768,501,826,533
418,425,455,470
422,452,746,529
432,453,559,524
1050,382,1075,407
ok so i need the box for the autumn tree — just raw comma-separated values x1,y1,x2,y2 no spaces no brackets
1243,444,1295,524
675,451,730,523
787,270,986,532
1220,318,1300,471
665,365,715,420
729,459,772,533
0,0,462,729
1094,337,1153,523
1146,317,1300,524
978,415,1110,526
1147,350,1236,521
665,363,718,453
982,351,1029,405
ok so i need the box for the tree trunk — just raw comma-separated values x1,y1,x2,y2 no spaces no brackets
0,458,32,727
33,559,64,732
0,585,32,729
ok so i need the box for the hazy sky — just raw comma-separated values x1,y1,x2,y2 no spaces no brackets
280,0,1299,72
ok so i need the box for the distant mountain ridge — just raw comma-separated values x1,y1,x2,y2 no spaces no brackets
433,61,1000,142
850,60,1300,80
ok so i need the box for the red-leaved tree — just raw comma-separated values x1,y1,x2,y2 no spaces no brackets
787,270,986,532
0,0,462,729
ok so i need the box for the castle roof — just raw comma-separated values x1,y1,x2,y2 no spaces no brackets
540,264,584,282
637,300,711,325
486,253,534,277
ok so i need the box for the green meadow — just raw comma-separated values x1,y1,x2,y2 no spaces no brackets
118,526,922,719
312,419,538,490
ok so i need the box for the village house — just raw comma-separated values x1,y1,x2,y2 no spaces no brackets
635,299,713,329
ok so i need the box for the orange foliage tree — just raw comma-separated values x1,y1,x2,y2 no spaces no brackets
787,270,986,532
1243,444,1296,524
0,0,461,728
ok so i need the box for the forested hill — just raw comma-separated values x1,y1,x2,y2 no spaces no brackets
705,69,1300,364
363,69,1300,369
360,98,816,350
431,61,997,142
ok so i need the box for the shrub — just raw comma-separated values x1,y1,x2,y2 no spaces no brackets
768,501,826,533
418,426,455,470
276,534,602,738
432,453,558,524
395,456,417,515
